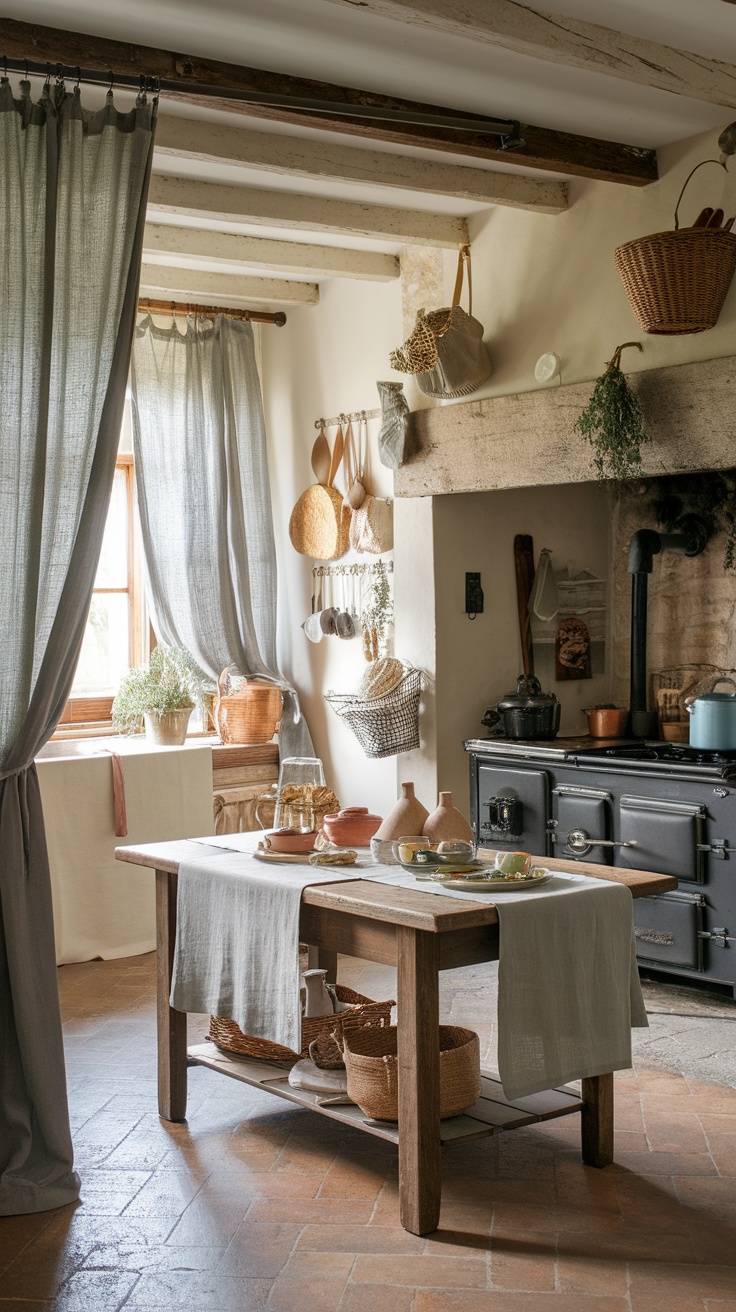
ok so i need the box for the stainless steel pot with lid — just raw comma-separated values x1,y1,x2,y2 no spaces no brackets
482,675,561,741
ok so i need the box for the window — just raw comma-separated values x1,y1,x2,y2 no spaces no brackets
56,456,146,732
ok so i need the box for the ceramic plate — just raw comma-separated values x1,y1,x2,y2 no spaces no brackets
426,867,553,893
399,858,483,874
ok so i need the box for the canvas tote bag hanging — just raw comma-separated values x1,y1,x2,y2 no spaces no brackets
289,422,351,560
390,244,492,399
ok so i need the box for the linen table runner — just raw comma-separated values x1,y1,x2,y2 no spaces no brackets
171,841,359,1053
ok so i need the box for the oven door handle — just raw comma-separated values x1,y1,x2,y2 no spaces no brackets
565,827,638,855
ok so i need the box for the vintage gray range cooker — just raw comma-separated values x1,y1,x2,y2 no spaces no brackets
465,738,736,997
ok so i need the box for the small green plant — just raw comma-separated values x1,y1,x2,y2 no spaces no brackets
575,342,650,483
112,646,203,734
360,561,393,661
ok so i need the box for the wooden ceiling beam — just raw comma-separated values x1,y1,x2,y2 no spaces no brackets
147,176,469,248
1,17,657,186
154,116,567,213
322,0,736,113
138,263,319,306
143,223,400,281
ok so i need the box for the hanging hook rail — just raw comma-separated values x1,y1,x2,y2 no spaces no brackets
314,408,380,430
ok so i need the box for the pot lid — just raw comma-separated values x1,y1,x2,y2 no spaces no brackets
496,675,559,711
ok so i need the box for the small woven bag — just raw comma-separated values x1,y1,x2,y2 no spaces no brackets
390,245,492,399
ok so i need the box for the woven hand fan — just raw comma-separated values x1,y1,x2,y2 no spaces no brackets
289,422,351,560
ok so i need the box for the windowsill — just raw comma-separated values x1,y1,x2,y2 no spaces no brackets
42,730,279,767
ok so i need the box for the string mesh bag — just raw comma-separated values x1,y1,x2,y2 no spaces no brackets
325,666,422,759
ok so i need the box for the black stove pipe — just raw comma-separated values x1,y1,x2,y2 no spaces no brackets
627,518,709,739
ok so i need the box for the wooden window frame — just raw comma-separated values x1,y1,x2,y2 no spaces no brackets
55,455,145,736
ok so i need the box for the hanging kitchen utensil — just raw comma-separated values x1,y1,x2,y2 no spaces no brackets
555,615,591,681
513,534,535,679
343,418,367,509
389,245,492,399
528,547,559,623
311,420,331,485
289,425,351,560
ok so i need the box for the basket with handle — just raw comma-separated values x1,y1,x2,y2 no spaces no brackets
325,666,422,759
615,159,736,335
340,1024,482,1122
215,666,282,745
208,985,395,1064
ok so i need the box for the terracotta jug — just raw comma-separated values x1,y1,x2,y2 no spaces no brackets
374,782,429,841
422,791,474,844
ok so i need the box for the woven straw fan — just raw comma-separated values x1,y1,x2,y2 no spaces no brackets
289,423,351,560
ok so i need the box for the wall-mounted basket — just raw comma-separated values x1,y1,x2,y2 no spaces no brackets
325,665,422,758
615,159,736,335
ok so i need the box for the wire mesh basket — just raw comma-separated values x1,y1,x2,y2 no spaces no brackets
325,666,422,759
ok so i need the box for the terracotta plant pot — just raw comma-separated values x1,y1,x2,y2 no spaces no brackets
323,807,383,847
144,707,192,746
423,792,474,844
374,781,429,841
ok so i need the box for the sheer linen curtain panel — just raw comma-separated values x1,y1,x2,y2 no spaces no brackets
131,314,313,757
0,78,156,1214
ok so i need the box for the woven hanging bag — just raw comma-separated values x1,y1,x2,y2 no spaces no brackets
290,422,351,560
390,245,491,399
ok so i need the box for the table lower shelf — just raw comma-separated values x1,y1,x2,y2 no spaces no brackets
187,1041,584,1146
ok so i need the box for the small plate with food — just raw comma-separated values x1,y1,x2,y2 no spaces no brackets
427,866,552,892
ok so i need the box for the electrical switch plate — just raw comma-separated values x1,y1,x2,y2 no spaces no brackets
465,572,484,618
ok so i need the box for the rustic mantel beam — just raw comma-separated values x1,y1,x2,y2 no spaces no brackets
394,355,736,498
0,17,657,186
323,0,736,113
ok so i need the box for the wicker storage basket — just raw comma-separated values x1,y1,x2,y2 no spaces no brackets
341,1024,481,1122
615,228,736,335
325,667,422,759
215,667,282,745
208,986,394,1063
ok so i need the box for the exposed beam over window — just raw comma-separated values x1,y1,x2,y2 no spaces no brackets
146,176,469,248
2,18,657,186
138,264,320,306
143,224,400,281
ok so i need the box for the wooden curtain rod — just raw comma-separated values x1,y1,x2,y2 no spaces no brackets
137,299,287,326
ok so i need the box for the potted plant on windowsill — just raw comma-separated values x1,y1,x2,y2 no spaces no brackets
112,646,204,745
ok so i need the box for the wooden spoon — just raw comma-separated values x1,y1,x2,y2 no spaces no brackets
327,423,344,489
691,207,714,227
311,424,331,485
706,208,725,228
723,216,735,232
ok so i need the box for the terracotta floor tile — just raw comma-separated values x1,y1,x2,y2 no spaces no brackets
352,1255,487,1287
122,1271,272,1309
318,1158,391,1200
80,1241,225,1272
628,1297,707,1312
673,1177,736,1221
556,1252,629,1296
611,1152,717,1176
164,1193,251,1246
629,1261,736,1298
413,1293,629,1310
423,1226,492,1257
246,1198,374,1225
213,1220,302,1277
0,1211,59,1271
699,1114,736,1135
295,1224,424,1254
684,1217,736,1264
707,1135,736,1176
46,1269,140,1311
643,1111,710,1155
490,1247,556,1291
338,1283,415,1312
0,1301,53,1310
265,1251,354,1312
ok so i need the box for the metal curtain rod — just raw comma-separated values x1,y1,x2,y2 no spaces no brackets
1,56,523,144
138,299,287,326
315,409,381,429
312,562,394,577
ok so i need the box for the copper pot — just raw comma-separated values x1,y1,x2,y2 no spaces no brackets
585,707,629,739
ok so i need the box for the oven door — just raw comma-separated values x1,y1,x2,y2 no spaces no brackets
618,795,706,883
552,785,613,865
633,890,705,970
475,764,549,857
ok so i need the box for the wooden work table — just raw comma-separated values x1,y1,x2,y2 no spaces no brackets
115,839,676,1236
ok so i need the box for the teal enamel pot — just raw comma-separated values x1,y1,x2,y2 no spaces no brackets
687,677,736,750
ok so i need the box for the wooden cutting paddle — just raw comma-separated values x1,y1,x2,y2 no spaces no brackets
707,208,725,228
327,423,344,488
514,534,536,679
311,422,331,485
691,207,714,227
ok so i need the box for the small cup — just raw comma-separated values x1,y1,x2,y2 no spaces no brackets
494,850,533,878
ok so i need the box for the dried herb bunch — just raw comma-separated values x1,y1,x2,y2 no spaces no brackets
575,342,650,482
647,469,736,570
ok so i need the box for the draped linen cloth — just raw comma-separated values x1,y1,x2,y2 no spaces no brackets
130,315,312,757
0,78,155,1214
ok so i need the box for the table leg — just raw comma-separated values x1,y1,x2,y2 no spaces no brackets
397,926,441,1236
581,1073,614,1167
307,943,339,982
155,868,188,1122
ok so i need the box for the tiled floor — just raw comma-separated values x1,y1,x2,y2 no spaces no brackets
1,952,735,1311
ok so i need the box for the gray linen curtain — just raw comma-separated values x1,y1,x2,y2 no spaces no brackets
0,78,155,1214
130,314,313,757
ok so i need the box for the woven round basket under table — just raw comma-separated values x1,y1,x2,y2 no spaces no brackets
614,227,736,335
341,1024,481,1122
289,484,351,560
208,986,394,1064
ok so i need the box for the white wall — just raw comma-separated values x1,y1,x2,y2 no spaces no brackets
260,277,403,816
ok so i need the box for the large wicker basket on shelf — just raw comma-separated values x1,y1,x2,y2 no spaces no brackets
615,227,736,335
340,1024,481,1122
208,986,394,1064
